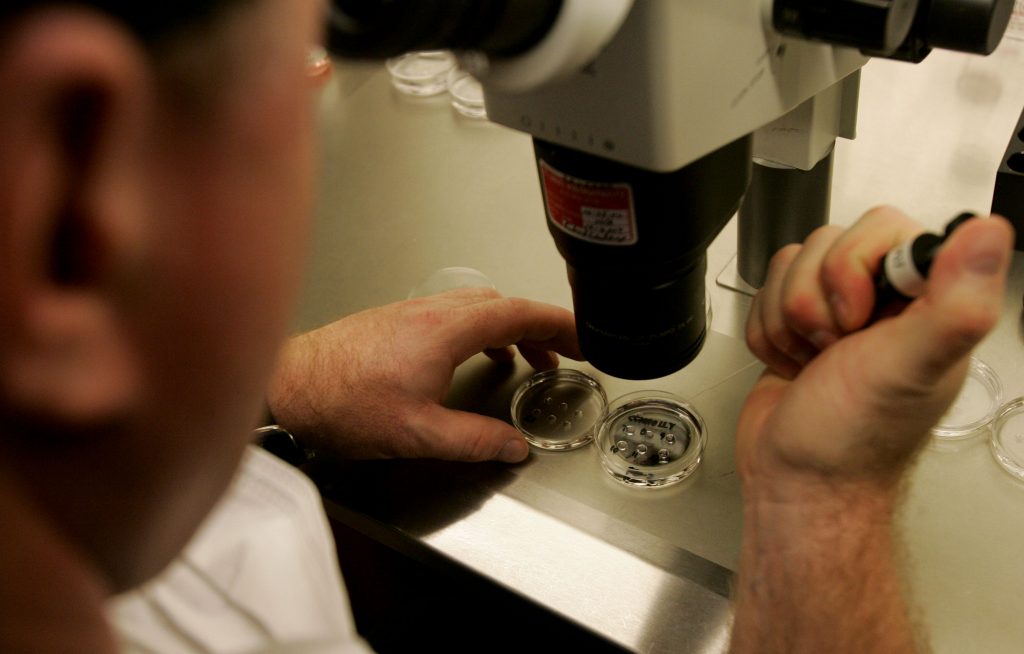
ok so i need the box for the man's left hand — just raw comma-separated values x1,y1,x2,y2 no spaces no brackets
267,288,582,463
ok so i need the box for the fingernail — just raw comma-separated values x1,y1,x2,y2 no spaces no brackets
829,293,849,326
498,439,529,463
808,330,837,350
965,228,1007,276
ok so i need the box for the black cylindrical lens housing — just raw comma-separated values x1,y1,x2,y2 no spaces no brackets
566,256,709,379
534,137,752,380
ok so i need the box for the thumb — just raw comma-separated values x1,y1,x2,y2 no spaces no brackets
414,404,530,463
879,216,1013,385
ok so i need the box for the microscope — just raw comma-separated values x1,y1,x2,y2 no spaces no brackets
328,0,1014,380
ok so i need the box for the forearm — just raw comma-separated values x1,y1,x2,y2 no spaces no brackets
730,484,923,654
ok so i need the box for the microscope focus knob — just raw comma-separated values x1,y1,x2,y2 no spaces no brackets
923,0,1015,54
773,0,921,55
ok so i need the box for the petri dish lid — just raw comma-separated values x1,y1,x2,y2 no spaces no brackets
385,50,455,96
931,357,1002,440
990,397,1024,481
511,369,607,451
447,69,487,119
407,267,495,299
596,391,707,488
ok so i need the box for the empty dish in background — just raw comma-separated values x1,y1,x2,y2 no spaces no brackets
386,50,455,96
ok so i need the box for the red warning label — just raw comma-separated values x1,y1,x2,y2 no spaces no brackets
539,161,637,246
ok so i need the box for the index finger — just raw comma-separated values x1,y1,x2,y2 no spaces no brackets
447,296,584,364
820,206,926,332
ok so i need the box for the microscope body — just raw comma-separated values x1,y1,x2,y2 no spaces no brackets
482,0,866,173
327,0,1014,379
476,0,865,378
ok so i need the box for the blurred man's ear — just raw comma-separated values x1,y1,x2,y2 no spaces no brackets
0,9,156,427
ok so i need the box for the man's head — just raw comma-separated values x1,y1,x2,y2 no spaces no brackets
0,0,323,590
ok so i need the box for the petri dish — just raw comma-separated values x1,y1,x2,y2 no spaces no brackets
407,267,495,299
511,369,607,451
931,357,1002,440
991,398,1024,481
596,391,707,488
385,51,455,96
447,68,487,119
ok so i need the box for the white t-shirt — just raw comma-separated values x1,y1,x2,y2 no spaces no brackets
108,447,373,653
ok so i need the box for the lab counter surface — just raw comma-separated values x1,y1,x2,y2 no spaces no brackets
298,25,1024,654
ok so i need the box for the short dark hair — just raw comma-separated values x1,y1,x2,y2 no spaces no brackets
1,1,242,42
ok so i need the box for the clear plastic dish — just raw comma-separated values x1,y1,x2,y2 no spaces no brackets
447,68,487,119
407,267,495,299
511,369,607,451
596,391,707,488
385,51,455,96
990,397,1024,481
931,357,1002,440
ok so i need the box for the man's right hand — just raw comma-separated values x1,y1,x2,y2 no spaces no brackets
730,207,1014,654
739,207,1014,496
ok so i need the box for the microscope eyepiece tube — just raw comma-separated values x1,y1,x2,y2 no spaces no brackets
327,0,564,59
534,136,752,380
